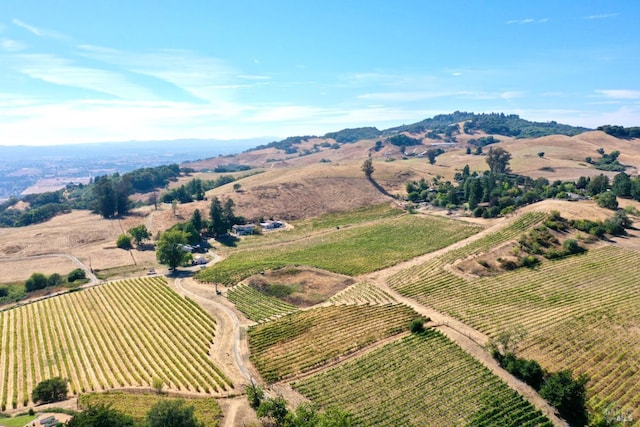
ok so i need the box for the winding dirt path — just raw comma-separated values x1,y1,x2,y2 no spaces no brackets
171,277,259,427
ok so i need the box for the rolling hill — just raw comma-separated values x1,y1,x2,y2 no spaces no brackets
1,112,640,426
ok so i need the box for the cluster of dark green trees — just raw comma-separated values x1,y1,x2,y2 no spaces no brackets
246,382,353,427
160,176,236,204
32,377,69,404
586,148,625,172
0,191,69,227
324,127,381,143
597,124,640,139
489,332,588,427
88,164,183,219
0,164,182,226
92,174,133,218
386,134,422,147
156,197,243,270
406,147,640,220
212,163,252,173
23,269,86,292
388,111,589,138
67,399,205,427
251,135,315,153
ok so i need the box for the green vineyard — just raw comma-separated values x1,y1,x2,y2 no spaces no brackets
197,213,483,285
293,330,553,427
328,281,398,305
0,276,232,410
389,221,640,422
248,304,417,382
226,283,298,322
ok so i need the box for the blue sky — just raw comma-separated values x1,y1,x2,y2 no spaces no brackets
1,1,639,146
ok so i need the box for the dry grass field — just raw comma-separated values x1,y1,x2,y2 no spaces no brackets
0,210,159,282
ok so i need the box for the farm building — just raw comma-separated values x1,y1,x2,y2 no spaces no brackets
232,224,256,236
260,220,284,230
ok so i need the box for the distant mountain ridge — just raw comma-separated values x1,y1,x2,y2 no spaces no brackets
250,111,592,154
386,111,590,138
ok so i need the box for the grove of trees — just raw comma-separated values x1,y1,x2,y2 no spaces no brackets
92,174,132,218
406,148,640,223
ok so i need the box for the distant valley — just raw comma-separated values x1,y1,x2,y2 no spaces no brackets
0,137,267,200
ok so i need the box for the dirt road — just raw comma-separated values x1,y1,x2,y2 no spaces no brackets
171,277,260,427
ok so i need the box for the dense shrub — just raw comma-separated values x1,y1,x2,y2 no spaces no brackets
499,353,545,391
540,371,589,427
409,318,426,333
25,272,48,292
32,377,68,404
116,234,132,250
68,268,86,282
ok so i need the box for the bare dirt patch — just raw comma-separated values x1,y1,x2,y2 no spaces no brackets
519,199,612,221
245,267,355,307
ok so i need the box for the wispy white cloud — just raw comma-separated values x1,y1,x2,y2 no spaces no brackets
595,89,640,99
506,18,549,24
6,53,159,100
0,38,26,52
77,45,238,103
500,91,525,100
585,13,618,20
541,92,566,97
12,18,67,39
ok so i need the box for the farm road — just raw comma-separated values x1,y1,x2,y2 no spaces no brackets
173,276,260,427
173,277,253,383
1,253,99,285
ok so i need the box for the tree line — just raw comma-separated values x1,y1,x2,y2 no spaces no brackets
489,329,589,426
0,164,182,226
387,111,589,138
406,147,640,220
